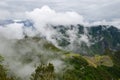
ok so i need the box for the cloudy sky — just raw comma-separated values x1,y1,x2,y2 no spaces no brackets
0,0,120,21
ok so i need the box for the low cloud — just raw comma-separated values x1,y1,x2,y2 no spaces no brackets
0,23,24,39
0,10,11,20
89,19,120,29
0,5,120,80
26,5,85,25
0,6,120,45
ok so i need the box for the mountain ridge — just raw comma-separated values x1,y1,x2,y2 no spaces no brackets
0,20,120,55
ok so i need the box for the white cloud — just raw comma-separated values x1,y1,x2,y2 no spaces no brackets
0,10,11,20
89,19,120,29
0,1,120,80
26,5,84,25
1,0,120,21
25,5,86,45
0,5,119,42
0,23,24,39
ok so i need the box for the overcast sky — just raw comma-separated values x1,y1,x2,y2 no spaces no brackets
0,0,120,21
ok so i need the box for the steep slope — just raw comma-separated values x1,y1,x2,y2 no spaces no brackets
0,20,120,55
0,37,66,80
51,24,120,55
0,37,120,80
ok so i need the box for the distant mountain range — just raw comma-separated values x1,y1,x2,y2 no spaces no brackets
52,24,120,55
0,20,120,55
0,20,120,80
44,24,120,55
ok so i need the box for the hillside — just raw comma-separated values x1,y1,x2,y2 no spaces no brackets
0,37,120,80
1,20,120,55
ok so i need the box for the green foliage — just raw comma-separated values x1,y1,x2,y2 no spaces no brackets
0,55,15,80
0,55,4,62
0,37,120,80
62,55,120,80
104,49,120,66
30,63,55,80
43,41,61,52
62,56,88,80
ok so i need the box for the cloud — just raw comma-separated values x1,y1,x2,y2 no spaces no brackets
25,5,86,45
89,19,120,29
0,6,88,79
0,5,120,80
26,5,84,25
0,5,120,45
1,0,120,21
0,23,24,39
0,5,120,42
0,10,11,20
0,35,66,80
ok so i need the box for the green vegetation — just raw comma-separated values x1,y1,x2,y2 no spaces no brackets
0,55,15,80
84,55,113,67
62,54,120,80
0,37,120,80
30,63,55,80
0,49,120,80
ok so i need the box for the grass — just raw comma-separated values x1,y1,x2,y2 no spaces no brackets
83,55,113,68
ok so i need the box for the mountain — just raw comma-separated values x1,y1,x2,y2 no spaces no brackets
0,20,14,25
0,37,120,80
51,24,120,55
0,20,120,55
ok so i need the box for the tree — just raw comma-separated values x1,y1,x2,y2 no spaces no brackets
30,63,55,80
0,55,15,80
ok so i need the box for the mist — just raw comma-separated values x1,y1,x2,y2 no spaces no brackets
0,5,120,80
0,36,67,80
